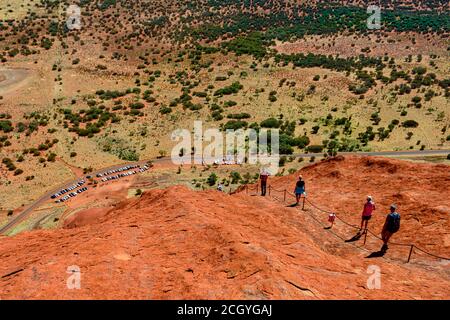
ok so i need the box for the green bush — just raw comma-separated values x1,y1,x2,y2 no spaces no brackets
402,120,419,128
214,82,243,96
227,113,251,120
307,145,324,153
207,173,218,186
230,171,241,184
223,120,248,130
160,106,172,114
260,117,281,128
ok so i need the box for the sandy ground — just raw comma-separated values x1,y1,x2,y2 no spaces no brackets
0,68,32,95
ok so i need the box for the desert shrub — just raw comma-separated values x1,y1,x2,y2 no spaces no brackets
211,111,224,121
412,96,422,104
207,173,218,186
229,171,241,184
214,82,243,96
223,120,248,130
402,120,419,128
279,156,287,167
193,91,207,98
227,113,251,120
311,125,320,134
307,145,324,153
0,120,13,133
222,32,267,58
268,95,277,102
47,153,57,162
223,101,237,108
130,102,145,110
260,117,281,128
160,106,172,114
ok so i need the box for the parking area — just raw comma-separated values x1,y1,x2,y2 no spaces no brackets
51,164,151,203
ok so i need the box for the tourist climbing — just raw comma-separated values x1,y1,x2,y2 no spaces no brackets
294,176,306,205
260,169,269,196
359,196,376,233
381,204,401,252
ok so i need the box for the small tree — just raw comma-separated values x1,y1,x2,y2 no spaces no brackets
230,171,241,184
207,173,218,186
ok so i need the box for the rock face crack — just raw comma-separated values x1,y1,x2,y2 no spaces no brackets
285,280,317,297
1,268,24,279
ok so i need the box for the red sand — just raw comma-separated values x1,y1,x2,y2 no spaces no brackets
0,156,448,299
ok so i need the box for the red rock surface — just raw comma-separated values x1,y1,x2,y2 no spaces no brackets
0,156,448,299
63,207,114,229
269,156,450,257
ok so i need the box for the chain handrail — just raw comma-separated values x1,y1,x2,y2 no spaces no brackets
241,184,450,262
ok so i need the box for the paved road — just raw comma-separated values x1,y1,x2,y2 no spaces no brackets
1,149,449,235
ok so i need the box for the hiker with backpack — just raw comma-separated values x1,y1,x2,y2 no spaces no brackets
260,169,269,196
381,204,401,252
294,176,306,205
359,196,376,233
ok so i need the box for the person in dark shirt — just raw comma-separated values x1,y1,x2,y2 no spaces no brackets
294,176,306,205
381,204,401,252
260,170,269,196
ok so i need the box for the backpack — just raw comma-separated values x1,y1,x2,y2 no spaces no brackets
388,213,401,233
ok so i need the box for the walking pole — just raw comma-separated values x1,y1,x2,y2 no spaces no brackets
283,189,286,202
407,245,414,263
256,184,259,194
302,196,306,210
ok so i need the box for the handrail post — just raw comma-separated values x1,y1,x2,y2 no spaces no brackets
269,185,271,196
302,196,306,210
246,185,248,194
363,228,368,245
256,184,259,194
407,245,414,263
283,189,286,202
